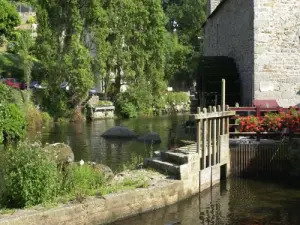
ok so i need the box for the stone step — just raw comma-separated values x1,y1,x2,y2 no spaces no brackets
160,151,189,165
144,157,180,177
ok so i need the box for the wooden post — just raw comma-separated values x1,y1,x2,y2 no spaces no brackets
202,108,207,169
208,107,212,167
197,107,201,154
216,105,221,163
221,79,226,112
212,106,217,165
226,105,230,134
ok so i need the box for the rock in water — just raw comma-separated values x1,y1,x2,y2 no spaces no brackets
101,126,137,138
45,143,74,165
137,132,161,144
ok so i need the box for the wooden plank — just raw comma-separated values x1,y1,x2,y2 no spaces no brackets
192,111,235,120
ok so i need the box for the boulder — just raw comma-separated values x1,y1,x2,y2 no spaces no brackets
137,132,161,144
45,143,74,165
101,126,137,138
88,162,114,180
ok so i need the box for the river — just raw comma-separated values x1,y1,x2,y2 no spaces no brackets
110,178,300,225
31,114,191,171
30,115,300,225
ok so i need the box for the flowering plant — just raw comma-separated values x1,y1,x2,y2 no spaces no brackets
236,107,300,133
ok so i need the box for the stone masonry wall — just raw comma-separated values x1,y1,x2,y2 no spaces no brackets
206,0,222,16
203,0,254,106
253,0,300,107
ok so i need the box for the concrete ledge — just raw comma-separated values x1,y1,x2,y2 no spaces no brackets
0,179,201,225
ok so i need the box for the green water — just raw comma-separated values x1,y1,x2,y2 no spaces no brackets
29,114,191,171
110,178,300,225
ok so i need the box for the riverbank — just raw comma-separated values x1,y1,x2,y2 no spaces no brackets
0,169,190,225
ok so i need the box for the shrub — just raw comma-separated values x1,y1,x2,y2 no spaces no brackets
0,103,26,142
41,112,52,125
0,142,59,208
70,107,85,122
0,83,13,103
164,92,189,106
25,105,43,130
26,16,36,25
61,164,104,197
115,80,154,118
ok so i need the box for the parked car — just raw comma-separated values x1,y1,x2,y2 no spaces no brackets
30,81,44,89
60,82,70,91
2,78,27,90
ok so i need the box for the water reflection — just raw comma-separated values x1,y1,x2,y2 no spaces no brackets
29,115,191,171
109,178,300,225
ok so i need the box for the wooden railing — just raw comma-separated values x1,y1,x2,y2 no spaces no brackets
191,105,235,169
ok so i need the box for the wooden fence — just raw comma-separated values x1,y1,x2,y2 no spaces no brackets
192,105,235,170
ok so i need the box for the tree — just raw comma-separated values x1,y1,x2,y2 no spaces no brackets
163,0,207,89
0,0,21,44
15,31,34,94
34,0,102,116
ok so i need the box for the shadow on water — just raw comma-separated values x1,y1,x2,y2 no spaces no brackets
109,178,300,225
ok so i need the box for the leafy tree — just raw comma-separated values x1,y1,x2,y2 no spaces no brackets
0,0,21,42
34,0,100,116
14,31,35,96
105,0,167,100
163,0,207,89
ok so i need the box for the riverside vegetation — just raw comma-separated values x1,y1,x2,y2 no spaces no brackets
1,0,206,120
0,141,150,209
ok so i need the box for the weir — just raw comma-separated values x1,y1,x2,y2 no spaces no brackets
145,79,235,192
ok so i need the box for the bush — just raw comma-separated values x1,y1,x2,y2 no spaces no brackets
26,16,36,25
41,112,52,124
0,142,59,208
61,164,104,198
164,92,189,106
0,103,26,143
115,80,154,118
25,105,43,130
0,83,13,103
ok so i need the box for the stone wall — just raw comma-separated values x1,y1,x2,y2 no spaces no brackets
206,0,222,16
203,0,254,106
253,0,300,107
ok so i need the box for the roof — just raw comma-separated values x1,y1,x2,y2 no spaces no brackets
202,0,230,27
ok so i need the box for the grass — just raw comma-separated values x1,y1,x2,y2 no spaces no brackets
96,100,113,107
0,208,16,215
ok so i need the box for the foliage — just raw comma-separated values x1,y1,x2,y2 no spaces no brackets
0,103,26,143
163,0,207,89
0,142,58,208
0,53,23,77
236,116,260,132
0,0,21,41
115,79,154,118
15,30,35,95
34,0,96,117
26,16,37,25
60,164,104,198
25,105,43,130
41,112,52,125
0,83,13,102
96,101,113,106
236,107,300,133
164,92,189,105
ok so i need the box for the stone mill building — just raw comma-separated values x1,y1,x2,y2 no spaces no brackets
198,0,300,107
